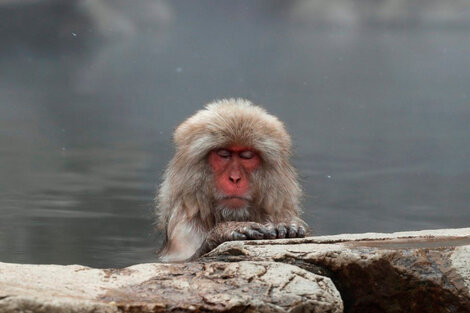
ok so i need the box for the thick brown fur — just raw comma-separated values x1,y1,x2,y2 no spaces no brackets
156,99,307,262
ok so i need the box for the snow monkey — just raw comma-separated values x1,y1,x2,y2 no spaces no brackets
156,99,309,262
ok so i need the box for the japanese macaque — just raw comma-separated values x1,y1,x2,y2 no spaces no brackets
156,99,309,262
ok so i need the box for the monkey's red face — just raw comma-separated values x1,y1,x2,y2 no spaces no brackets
209,145,261,209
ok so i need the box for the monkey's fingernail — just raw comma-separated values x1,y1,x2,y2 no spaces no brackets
298,226,306,238
288,224,299,237
277,226,287,239
288,226,298,238
268,230,277,239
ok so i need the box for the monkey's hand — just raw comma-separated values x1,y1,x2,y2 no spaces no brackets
190,221,276,259
190,220,310,260
264,219,309,239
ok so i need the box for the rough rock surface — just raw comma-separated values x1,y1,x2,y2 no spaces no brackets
2,228,470,313
0,261,342,313
205,227,470,313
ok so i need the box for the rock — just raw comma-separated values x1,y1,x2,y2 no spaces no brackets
3,227,470,313
205,227,470,313
0,261,342,313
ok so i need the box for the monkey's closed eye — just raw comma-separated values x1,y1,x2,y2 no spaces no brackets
239,150,254,159
216,149,231,158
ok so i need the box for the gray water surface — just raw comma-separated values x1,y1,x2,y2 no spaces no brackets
1,0,470,267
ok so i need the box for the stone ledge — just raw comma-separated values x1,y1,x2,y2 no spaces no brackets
205,227,470,313
0,261,342,313
1,228,470,313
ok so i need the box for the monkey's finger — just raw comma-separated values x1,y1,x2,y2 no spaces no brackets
255,225,274,238
239,224,266,239
231,231,247,241
248,223,267,232
276,224,287,239
288,224,298,238
250,229,265,240
263,223,277,239
242,228,264,240
297,225,306,238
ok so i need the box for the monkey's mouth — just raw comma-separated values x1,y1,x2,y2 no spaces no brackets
219,196,251,209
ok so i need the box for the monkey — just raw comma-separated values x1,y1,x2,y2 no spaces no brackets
156,99,309,262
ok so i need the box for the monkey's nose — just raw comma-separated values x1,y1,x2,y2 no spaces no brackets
229,175,241,184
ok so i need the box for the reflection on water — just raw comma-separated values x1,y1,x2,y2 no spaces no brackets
1,0,470,267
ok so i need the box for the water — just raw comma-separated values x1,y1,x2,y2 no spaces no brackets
1,0,470,268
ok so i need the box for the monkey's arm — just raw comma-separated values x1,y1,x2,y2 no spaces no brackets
190,220,309,260
158,220,205,263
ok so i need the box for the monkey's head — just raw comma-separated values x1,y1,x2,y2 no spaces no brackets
158,99,301,230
